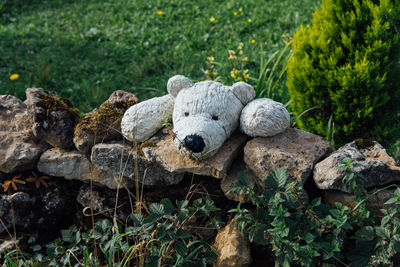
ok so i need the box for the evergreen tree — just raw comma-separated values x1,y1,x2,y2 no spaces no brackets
287,0,400,145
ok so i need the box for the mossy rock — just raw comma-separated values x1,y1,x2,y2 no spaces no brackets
26,88,80,149
74,90,139,153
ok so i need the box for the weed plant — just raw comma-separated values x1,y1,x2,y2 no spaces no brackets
228,160,400,266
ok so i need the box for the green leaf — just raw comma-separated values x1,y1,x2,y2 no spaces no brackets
353,226,375,241
311,197,321,207
176,200,189,209
175,240,187,257
149,203,164,215
376,226,391,239
381,215,391,226
178,208,189,222
32,244,41,252
203,250,218,264
264,172,278,190
304,233,315,244
347,241,375,267
384,197,399,205
146,255,161,267
129,213,144,226
61,229,76,243
176,229,192,239
161,198,175,215
272,168,288,188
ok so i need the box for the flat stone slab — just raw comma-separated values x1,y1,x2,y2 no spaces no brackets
314,140,400,193
91,142,184,187
142,127,248,179
38,148,133,189
244,127,331,186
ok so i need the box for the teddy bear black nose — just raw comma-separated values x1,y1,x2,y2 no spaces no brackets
183,134,205,153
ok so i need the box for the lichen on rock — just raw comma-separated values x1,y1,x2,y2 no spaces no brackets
26,88,80,149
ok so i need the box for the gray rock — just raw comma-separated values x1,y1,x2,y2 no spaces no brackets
0,239,19,254
244,127,331,186
0,192,35,234
324,188,398,217
142,127,247,179
74,90,139,154
37,147,133,189
313,141,400,193
91,141,184,186
213,220,252,267
77,184,133,220
0,134,44,173
0,95,47,173
25,88,80,149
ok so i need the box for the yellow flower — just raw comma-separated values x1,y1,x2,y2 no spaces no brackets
157,11,163,15
251,39,255,44
207,56,215,62
239,8,243,12
233,12,238,16
242,57,248,62
230,69,238,79
243,69,250,81
10,74,19,80
248,19,252,23
228,50,236,56
212,71,218,76
238,42,244,50
210,17,215,22
205,69,211,75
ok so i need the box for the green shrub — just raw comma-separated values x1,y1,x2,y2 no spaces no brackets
287,0,400,145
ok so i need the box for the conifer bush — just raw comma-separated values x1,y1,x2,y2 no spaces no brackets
287,0,400,145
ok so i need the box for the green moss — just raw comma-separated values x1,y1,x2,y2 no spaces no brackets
37,93,80,124
139,140,157,157
74,99,138,136
355,138,374,149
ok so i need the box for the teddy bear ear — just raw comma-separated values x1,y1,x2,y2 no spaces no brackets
230,82,255,105
167,75,194,98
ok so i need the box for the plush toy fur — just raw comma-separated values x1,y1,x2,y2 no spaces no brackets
121,75,290,159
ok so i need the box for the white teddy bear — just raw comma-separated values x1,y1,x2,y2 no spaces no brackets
121,75,290,159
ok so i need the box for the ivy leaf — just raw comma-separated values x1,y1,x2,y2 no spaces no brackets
304,232,315,244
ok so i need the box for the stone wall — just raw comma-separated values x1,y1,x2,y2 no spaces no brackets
1,88,400,265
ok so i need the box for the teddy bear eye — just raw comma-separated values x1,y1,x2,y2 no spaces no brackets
212,115,219,121
184,112,189,117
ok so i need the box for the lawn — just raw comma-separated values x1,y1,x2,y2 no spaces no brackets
0,0,320,113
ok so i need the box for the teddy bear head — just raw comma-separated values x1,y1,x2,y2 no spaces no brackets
167,75,255,159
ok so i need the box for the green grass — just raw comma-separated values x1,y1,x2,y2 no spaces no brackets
0,0,320,113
